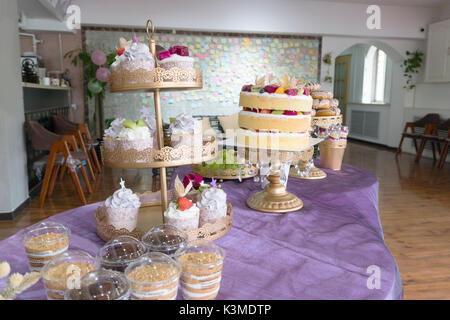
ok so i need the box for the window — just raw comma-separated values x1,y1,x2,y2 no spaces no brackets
362,46,388,103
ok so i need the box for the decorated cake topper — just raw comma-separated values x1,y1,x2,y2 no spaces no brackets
133,33,140,44
117,108,121,118
174,175,193,198
119,178,125,189
119,37,132,49
210,178,218,188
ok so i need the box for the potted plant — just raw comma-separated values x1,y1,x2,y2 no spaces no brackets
401,50,424,90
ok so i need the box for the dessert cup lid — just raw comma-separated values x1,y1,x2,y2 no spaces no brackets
64,269,130,300
175,239,226,267
124,252,181,285
142,224,187,252
97,235,147,266
41,249,95,281
22,221,71,244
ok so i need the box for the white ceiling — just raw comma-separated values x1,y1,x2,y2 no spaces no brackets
313,0,449,8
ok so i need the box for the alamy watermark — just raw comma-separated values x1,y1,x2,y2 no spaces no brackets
366,265,381,289
366,5,381,30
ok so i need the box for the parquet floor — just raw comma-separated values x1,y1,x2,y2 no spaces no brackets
1,140,449,299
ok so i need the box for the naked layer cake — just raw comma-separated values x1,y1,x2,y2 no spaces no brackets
237,74,312,150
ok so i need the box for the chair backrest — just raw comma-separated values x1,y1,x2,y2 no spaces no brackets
27,120,61,151
413,113,441,128
78,123,93,141
438,118,450,131
52,114,78,135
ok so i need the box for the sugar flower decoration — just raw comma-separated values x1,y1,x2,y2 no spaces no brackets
183,174,203,190
8,273,23,289
210,178,218,188
0,261,11,278
175,175,192,198
133,33,140,44
119,37,132,49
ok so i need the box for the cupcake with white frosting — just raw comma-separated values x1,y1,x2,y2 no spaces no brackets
164,176,199,235
104,116,157,152
197,179,227,227
157,45,194,70
169,114,202,148
104,179,141,232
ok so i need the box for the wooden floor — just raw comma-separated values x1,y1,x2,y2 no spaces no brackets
1,140,450,299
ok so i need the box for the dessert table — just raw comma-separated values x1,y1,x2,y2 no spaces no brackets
0,162,402,300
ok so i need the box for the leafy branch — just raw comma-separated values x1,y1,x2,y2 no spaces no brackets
400,50,423,90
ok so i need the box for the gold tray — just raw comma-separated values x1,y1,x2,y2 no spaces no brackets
311,115,343,128
109,67,203,93
192,164,258,180
95,191,233,242
101,138,218,169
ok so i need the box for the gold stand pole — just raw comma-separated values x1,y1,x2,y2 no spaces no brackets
246,161,303,213
147,20,168,214
289,160,327,180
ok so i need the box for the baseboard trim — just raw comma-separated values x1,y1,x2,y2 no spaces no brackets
0,198,31,221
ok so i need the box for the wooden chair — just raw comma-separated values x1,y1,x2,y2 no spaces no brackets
436,119,450,168
52,114,101,174
396,113,441,155
414,123,440,163
78,123,101,174
28,121,92,208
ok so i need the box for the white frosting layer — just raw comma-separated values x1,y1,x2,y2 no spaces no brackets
104,118,125,138
239,110,311,119
183,271,222,281
131,285,178,299
164,201,199,219
197,188,227,211
117,126,151,141
182,276,222,289
240,91,313,101
238,128,309,137
122,43,153,62
159,54,194,63
169,114,202,135
181,285,220,298
26,245,68,258
105,180,141,209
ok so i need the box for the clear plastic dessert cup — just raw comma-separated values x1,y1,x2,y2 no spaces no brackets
175,240,226,300
125,252,181,300
41,250,96,300
96,235,147,273
22,221,71,272
64,269,130,300
104,207,139,232
142,224,187,258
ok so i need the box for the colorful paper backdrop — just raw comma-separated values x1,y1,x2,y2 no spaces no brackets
84,29,320,123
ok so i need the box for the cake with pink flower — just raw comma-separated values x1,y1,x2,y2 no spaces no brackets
157,45,194,70
103,179,141,232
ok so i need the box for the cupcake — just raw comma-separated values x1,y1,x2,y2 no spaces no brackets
103,117,157,152
103,179,141,232
197,179,227,227
169,114,202,148
64,269,130,300
41,250,96,300
111,36,155,75
157,45,194,70
164,176,199,234
125,252,181,300
22,221,70,272
175,240,226,300
142,224,187,258
96,235,147,272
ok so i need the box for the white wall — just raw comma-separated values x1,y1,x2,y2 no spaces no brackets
72,0,434,39
0,0,29,214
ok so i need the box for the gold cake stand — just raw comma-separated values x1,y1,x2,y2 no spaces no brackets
105,19,208,220
235,138,322,213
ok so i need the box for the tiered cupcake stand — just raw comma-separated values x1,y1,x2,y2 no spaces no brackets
99,20,224,240
289,115,343,180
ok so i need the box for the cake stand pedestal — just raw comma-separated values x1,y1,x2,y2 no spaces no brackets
235,138,322,214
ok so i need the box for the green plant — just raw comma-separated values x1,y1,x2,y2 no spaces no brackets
64,49,116,98
323,52,332,65
401,50,424,90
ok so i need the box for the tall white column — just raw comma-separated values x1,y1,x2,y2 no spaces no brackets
0,0,29,215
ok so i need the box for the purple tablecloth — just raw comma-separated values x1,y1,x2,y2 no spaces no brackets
0,163,402,300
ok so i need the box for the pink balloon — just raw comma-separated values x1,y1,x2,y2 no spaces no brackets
96,67,111,83
91,50,107,66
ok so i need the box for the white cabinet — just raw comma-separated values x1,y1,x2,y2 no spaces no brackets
425,19,450,83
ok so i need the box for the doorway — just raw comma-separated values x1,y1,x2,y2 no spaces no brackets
334,54,351,125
